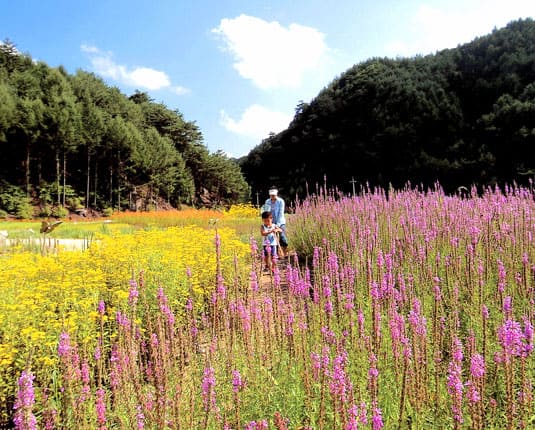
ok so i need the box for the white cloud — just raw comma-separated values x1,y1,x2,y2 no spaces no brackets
80,44,188,93
220,104,293,140
212,14,330,90
171,86,190,95
384,0,534,57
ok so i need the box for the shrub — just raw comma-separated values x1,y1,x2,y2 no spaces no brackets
15,198,34,219
51,205,69,218
0,182,28,215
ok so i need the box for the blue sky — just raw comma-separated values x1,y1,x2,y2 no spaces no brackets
1,0,533,158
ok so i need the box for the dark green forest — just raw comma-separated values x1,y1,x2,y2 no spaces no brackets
240,19,535,198
0,41,250,218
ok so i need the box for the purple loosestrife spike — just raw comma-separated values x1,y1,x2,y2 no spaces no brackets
158,288,176,326
466,382,481,404
503,296,512,315
447,338,464,424
286,312,295,336
324,300,333,316
344,293,355,310
237,301,251,333
330,351,350,402
482,305,489,320
97,300,105,315
13,370,37,430
202,367,217,412
58,332,71,358
249,236,258,255
95,387,107,429
371,400,384,430
311,352,321,380
80,360,90,401
109,346,120,389
359,401,368,425
313,246,321,267
470,354,486,378
497,318,531,360
321,326,336,345
128,279,139,306
408,299,427,337
136,405,145,429
232,370,244,393
250,270,259,292
346,404,359,430
433,277,442,301
370,281,380,300
216,273,226,300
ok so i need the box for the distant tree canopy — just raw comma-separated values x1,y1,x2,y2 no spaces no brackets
0,41,249,215
240,18,535,198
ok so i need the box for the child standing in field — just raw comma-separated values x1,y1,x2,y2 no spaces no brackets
260,211,282,273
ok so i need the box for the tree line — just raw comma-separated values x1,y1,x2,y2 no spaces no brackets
240,18,535,198
0,41,249,218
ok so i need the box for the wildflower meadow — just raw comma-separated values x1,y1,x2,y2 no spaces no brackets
0,191,533,429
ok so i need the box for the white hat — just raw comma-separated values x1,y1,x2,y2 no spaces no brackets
268,188,278,196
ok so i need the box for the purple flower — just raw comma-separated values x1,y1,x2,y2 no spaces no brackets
13,370,37,430
503,296,512,314
447,338,464,424
128,279,139,306
466,382,481,404
136,405,145,430
201,367,217,412
311,352,321,380
470,353,486,378
498,319,521,356
58,331,71,358
371,401,384,430
346,404,359,430
232,370,244,393
97,300,106,315
95,387,107,428
482,305,489,320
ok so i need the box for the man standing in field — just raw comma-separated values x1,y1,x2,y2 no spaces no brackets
264,187,288,259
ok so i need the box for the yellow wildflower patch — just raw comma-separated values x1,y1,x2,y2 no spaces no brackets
0,223,249,418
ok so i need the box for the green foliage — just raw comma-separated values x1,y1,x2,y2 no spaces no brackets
15,198,33,219
0,41,250,214
241,18,535,197
0,181,29,216
51,205,69,218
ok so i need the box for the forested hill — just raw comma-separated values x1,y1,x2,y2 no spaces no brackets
0,42,249,218
240,18,535,198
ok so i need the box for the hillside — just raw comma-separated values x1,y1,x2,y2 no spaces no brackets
240,18,535,197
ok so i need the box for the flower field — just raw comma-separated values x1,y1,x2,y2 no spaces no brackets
1,192,534,429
